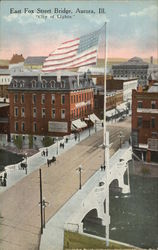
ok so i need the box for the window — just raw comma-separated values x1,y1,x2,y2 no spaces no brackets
21,107,25,117
52,109,55,118
76,95,78,103
42,108,46,118
14,107,18,117
21,94,24,104
152,132,157,138
137,117,142,128
33,122,37,132
61,94,65,105
33,108,36,118
32,94,36,104
71,110,73,118
14,94,18,103
41,94,45,104
71,96,73,103
21,122,25,132
137,101,143,108
74,95,76,103
151,117,155,128
151,101,156,109
15,122,18,131
31,80,37,88
51,94,55,104
61,109,65,119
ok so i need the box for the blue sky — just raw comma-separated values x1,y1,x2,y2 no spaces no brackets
0,0,158,59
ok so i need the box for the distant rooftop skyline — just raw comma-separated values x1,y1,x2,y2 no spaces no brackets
0,0,158,60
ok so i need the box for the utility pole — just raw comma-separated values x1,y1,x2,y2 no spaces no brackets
39,169,43,234
42,198,49,228
56,137,58,155
76,165,83,190
103,21,110,247
88,115,91,136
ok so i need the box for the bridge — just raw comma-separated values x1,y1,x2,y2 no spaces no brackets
40,142,132,250
64,144,132,234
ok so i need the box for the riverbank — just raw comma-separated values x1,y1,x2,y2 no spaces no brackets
0,145,38,157
132,160,158,178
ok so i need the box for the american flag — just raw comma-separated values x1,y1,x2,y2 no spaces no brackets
42,28,101,72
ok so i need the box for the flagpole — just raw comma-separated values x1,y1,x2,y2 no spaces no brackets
103,21,110,247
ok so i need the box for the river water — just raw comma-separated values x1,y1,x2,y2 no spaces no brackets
0,149,23,172
83,167,158,249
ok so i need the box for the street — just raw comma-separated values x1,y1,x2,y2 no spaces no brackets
0,120,131,250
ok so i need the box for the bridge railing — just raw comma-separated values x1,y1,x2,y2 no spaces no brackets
64,222,79,233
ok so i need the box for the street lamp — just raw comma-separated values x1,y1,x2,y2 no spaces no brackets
78,131,80,142
88,115,91,136
76,165,83,190
25,153,28,175
119,131,124,148
56,137,59,155
42,198,49,228
95,120,97,132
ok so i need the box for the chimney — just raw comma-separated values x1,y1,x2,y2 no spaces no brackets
150,56,153,64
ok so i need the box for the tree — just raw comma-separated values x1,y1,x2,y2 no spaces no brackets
42,136,54,147
13,135,23,149
28,135,33,149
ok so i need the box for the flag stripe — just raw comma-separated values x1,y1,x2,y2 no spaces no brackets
62,38,79,45
57,43,80,50
43,55,96,72
49,48,78,57
45,54,76,62
43,50,97,68
42,62,96,73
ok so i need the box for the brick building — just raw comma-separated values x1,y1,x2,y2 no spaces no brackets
0,101,10,145
94,85,123,119
8,71,94,145
132,83,158,162
94,78,137,119
9,54,25,74
0,69,11,98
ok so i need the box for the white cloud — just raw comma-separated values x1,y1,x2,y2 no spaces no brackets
3,12,46,25
84,13,110,26
129,5,158,18
120,13,127,17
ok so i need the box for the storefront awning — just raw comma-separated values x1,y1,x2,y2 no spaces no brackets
71,119,87,130
106,109,117,118
89,113,100,123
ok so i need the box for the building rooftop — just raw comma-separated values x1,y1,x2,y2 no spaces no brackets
148,83,158,93
24,56,47,65
10,54,25,64
112,57,148,67
9,71,94,91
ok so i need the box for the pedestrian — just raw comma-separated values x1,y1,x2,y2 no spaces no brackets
43,150,45,157
46,148,48,157
75,134,77,141
0,176,2,185
47,159,50,167
4,171,7,179
103,165,105,171
3,177,6,187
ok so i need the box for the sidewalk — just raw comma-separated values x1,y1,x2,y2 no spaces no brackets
0,125,102,193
